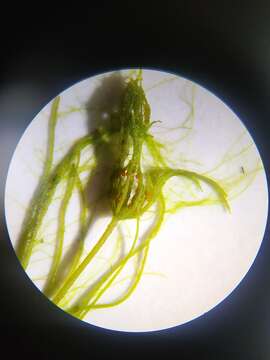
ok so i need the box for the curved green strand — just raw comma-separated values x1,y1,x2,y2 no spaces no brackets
52,217,118,305
17,134,93,269
43,96,60,179
69,195,165,319
70,217,141,318
89,243,149,312
44,159,79,296
65,171,89,278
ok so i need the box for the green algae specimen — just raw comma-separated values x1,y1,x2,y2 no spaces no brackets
16,70,251,321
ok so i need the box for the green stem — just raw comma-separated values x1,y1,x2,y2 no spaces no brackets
72,217,141,318
17,135,93,269
52,217,118,305
91,246,149,310
69,195,165,319
44,162,78,296
43,96,60,179
65,172,89,277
